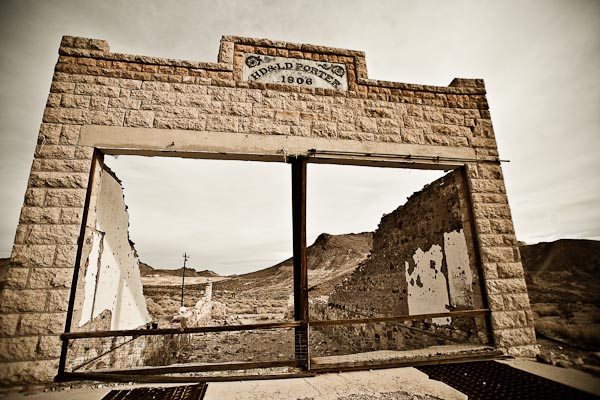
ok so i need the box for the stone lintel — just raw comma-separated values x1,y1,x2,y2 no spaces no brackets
79,125,478,170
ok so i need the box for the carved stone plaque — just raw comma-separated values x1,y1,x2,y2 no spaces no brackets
242,53,348,91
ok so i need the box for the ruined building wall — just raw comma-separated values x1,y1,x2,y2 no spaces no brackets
75,162,150,331
324,169,481,317
0,35,536,384
310,169,488,351
60,161,153,373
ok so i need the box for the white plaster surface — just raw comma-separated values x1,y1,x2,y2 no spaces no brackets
405,245,450,325
79,167,151,330
79,231,102,327
443,230,473,308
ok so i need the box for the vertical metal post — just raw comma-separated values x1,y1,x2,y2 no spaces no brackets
181,252,189,308
291,156,309,369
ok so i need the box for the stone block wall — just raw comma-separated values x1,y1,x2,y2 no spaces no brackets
0,35,536,384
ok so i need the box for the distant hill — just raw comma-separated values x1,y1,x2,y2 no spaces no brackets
139,261,220,278
5,236,599,306
520,239,600,305
212,233,600,308
214,232,373,296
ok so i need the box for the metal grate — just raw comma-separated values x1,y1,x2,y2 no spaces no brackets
417,361,599,400
101,383,207,400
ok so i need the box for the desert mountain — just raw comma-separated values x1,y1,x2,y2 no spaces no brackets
139,261,220,278
214,232,373,297
519,239,600,305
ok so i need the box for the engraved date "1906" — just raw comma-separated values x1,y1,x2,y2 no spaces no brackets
281,76,313,85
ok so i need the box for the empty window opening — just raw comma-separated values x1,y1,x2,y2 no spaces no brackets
64,155,493,378
66,155,296,375
305,164,492,368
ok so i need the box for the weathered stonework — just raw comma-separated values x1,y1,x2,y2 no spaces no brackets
310,170,490,353
0,35,537,385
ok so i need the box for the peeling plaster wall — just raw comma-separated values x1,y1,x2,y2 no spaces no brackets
311,169,487,351
78,163,150,331
445,230,473,308
405,244,450,325
325,169,482,317
403,229,474,325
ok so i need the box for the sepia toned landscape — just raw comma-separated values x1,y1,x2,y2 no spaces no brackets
131,234,600,375
0,8,598,396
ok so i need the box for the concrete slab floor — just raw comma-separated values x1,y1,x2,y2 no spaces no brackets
1,361,599,399
204,368,466,400
0,368,465,400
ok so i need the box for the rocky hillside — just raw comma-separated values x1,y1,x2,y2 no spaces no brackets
139,261,220,278
520,239,600,306
519,239,600,366
213,232,373,298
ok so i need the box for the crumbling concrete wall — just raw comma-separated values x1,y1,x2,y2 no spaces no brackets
326,170,481,314
173,281,226,327
311,169,488,351
63,162,151,372
0,35,536,384
75,163,150,331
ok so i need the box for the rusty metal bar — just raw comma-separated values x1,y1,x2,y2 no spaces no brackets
82,360,300,376
291,156,309,368
58,371,316,383
60,309,489,340
307,149,509,164
61,321,302,340
309,309,490,327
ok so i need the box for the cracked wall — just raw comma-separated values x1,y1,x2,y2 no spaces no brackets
62,160,152,373
311,169,488,352
75,162,150,331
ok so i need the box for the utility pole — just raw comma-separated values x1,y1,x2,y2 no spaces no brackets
181,252,189,308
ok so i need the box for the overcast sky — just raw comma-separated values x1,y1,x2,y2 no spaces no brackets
0,0,598,274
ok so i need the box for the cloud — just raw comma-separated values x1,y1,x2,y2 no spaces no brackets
1,0,599,268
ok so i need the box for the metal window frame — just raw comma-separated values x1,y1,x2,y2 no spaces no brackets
56,148,496,382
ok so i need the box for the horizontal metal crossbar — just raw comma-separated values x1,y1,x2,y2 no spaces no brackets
61,309,489,340
57,371,317,383
81,360,301,376
307,149,508,164
61,321,302,339
309,309,490,327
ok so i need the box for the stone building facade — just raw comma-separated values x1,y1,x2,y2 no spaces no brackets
0,35,537,384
